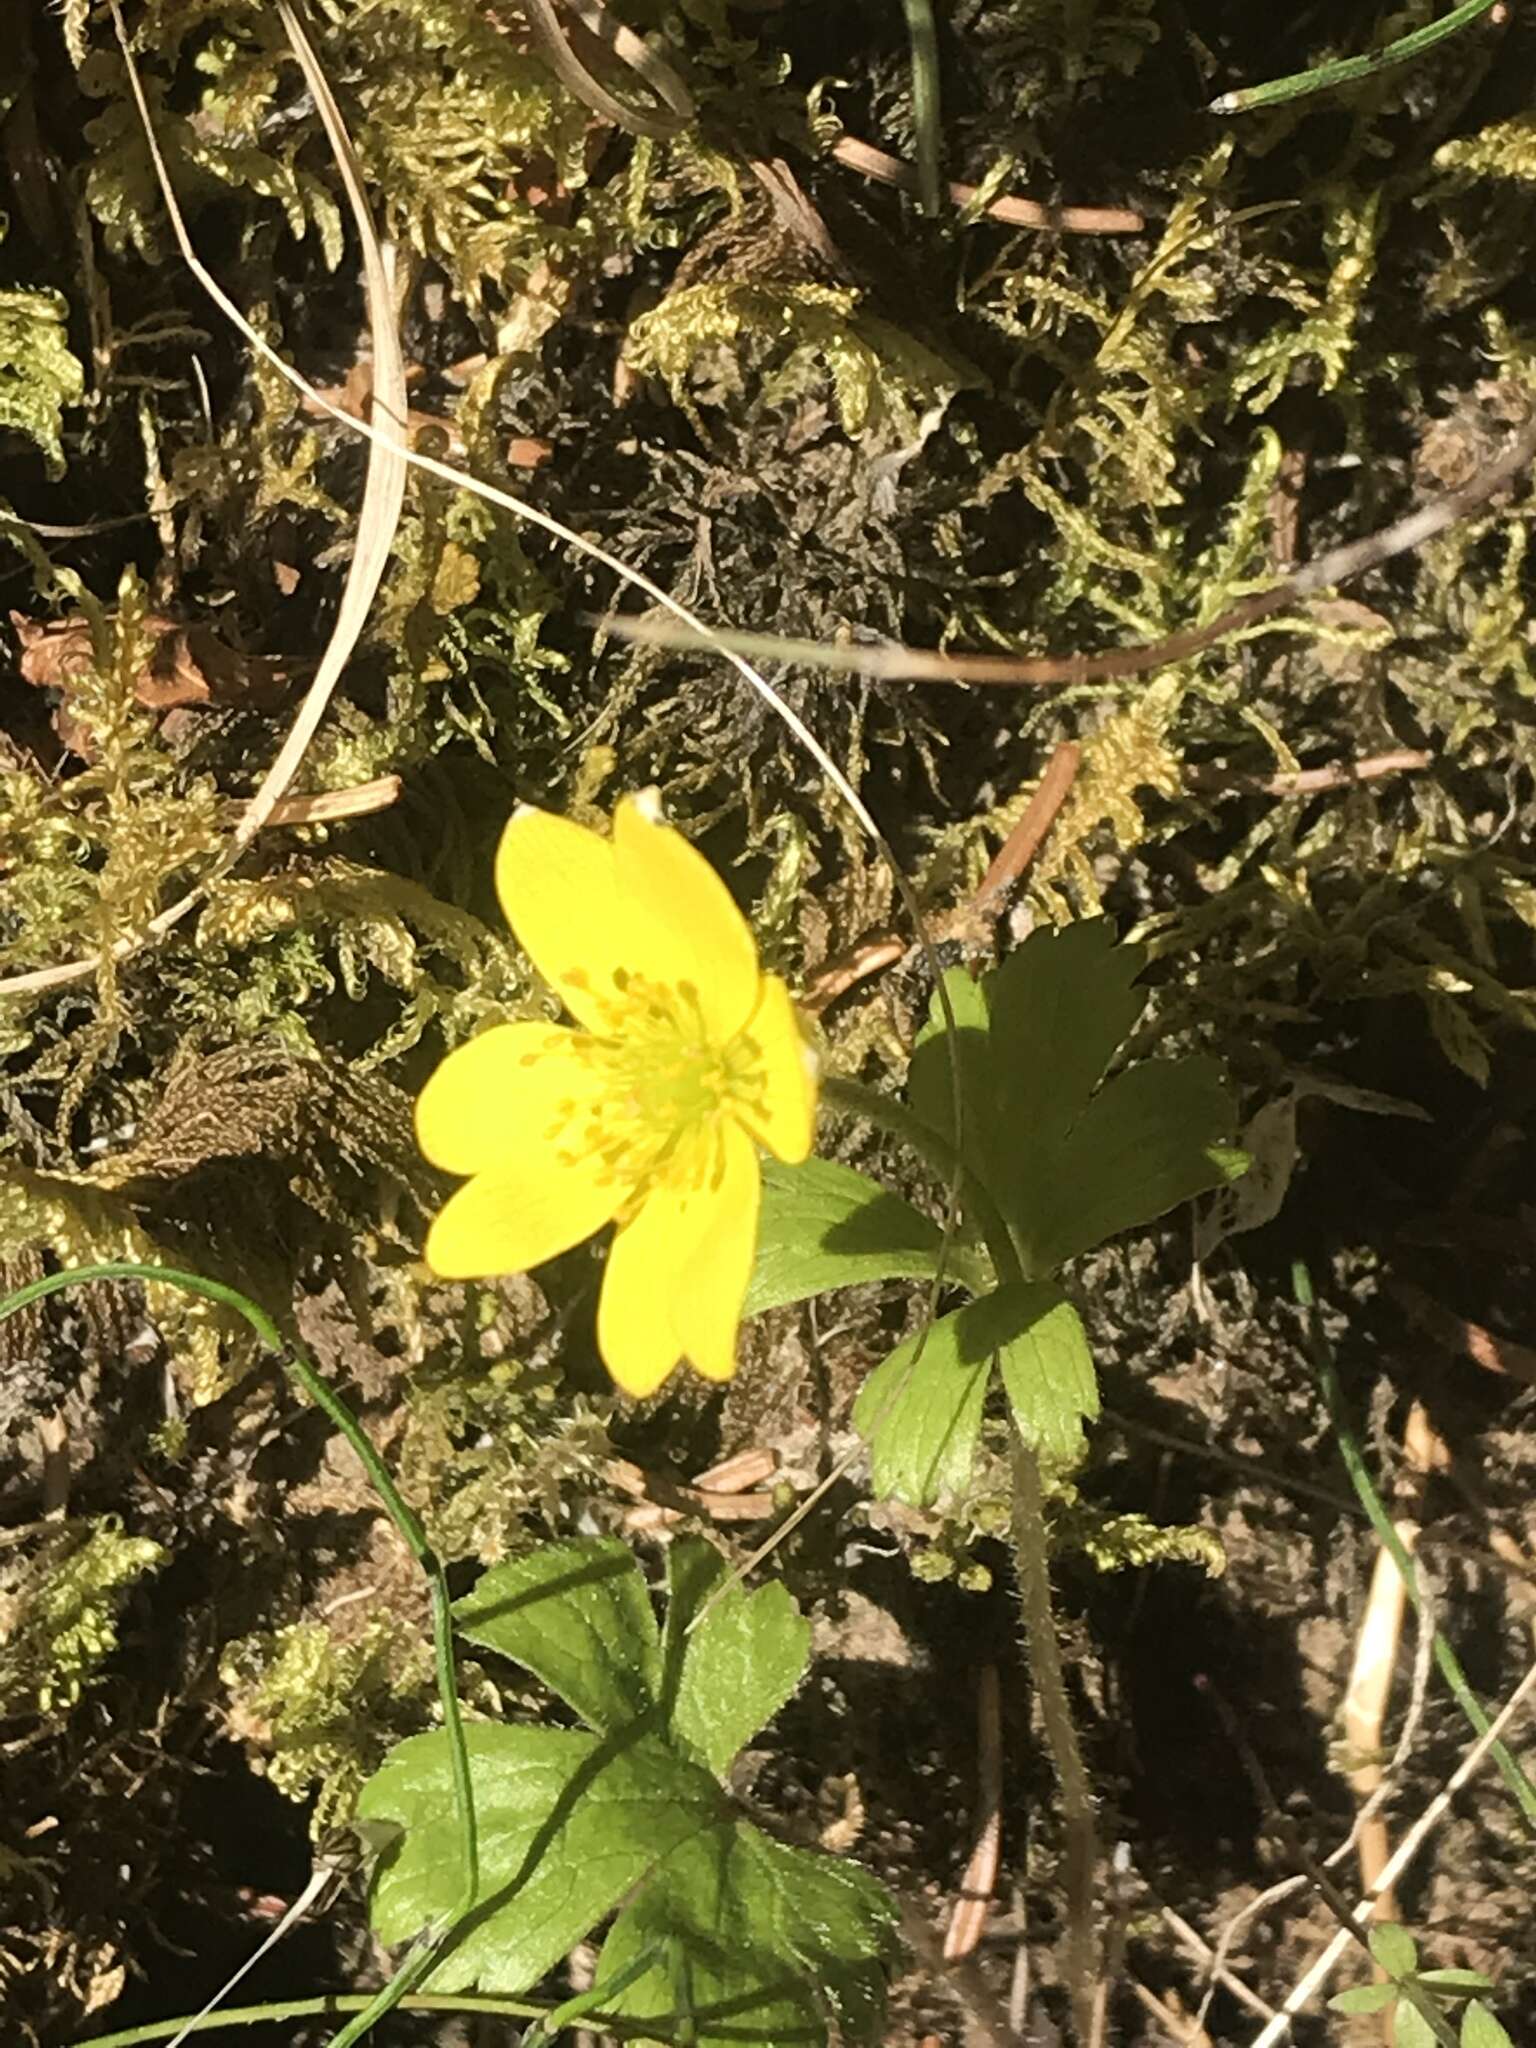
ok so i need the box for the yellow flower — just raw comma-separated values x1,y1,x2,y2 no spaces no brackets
416,793,818,1397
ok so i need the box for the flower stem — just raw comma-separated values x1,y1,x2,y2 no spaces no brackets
824,1084,1099,2025
1011,1432,1098,2044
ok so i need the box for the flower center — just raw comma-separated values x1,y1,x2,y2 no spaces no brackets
556,966,766,1197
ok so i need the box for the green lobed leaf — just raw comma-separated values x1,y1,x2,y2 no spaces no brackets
659,1541,811,1778
906,965,993,1164
1395,2001,1438,2048
1463,2003,1516,2048
1330,1982,1401,2015
855,1281,1100,1503
1419,1971,1494,1994
453,1536,661,1734
746,1156,959,1315
852,1302,991,1508
358,1722,723,1993
985,920,1148,1154
597,1819,897,2048
994,1286,1099,1466
909,926,1146,1213
1009,1056,1243,1277
364,1538,894,2039
1370,1923,1419,1978
902,923,1238,1279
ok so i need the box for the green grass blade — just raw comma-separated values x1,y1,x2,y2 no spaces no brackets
901,0,943,214
0,1262,480,2046
1293,1261,1536,1830
1210,0,1501,114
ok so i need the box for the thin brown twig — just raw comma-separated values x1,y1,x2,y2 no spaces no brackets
623,1490,777,1532
971,741,1082,914
597,413,1536,687
830,133,1144,234
800,743,1081,1013
799,936,907,1016
747,156,847,272
605,1448,781,1531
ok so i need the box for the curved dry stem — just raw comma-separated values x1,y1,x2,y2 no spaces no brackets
0,0,408,999
523,0,694,140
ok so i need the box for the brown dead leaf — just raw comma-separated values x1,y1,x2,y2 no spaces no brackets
506,435,555,469
11,608,286,757
301,358,465,459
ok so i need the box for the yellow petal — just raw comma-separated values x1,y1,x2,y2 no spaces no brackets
731,974,818,1164
494,807,627,1031
612,796,760,1042
416,1022,601,1176
424,1148,622,1280
596,1122,759,1395
674,1123,760,1381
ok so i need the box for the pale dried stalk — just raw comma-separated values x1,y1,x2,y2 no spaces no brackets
1340,1401,1447,1930
0,0,408,999
223,775,403,828
943,1665,1003,1961
1154,1899,1278,2024
1249,1653,1536,2048
830,134,1144,234
1125,1977,1212,2047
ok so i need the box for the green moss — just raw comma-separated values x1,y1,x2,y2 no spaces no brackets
0,1519,165,1715
221,1619,432,1832
0,284,85,479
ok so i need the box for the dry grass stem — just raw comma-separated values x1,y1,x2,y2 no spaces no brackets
1341,1401,1448,1928
0,0,408,998
1250,1653,1536,2048
829,135,1144,234
943,1664,1003,1961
